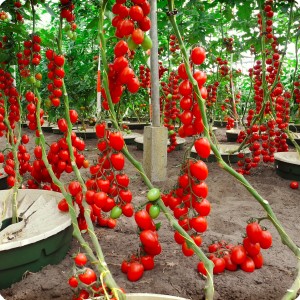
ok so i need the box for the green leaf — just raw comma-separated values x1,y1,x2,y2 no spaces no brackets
43,3,56,17
155,222,161,231
87,17,98,29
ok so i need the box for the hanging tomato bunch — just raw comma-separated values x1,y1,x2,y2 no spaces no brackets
177,46,207,138
45,49,65,107
122,188,162,282
68,252,122,299
161,71,180,152
237,0,289,175
17,34,41,79
162,137,211,257
62,123,134,231
198,220,272,275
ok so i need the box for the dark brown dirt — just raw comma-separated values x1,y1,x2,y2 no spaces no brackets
1,127,300,300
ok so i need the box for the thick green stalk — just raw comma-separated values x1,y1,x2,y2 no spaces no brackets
167,4,300,300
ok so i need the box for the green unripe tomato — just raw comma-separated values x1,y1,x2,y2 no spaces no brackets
147,188,161,202
167,94,172,99
71,32,77,41
64,24,71,32
127,37,138,50
35,81,41,88
168,130,175,136
110,206,122,219
141,35,153,51
27,76,36,84
35,137,40,145
149,205,160,219
67,31,73,39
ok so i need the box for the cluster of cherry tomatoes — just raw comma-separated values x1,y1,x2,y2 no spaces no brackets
257,1,275,39
45,49,65,107
237,1,290,174
60,0,77,40
0,69,20,132
161,71,180,152
226,117,235,130
75,123,134,230
38,132,85,190
139,65,150,89
68,253,120,300
206,81,219,107
177,47,207,138
16,35,42,78
198,221,272,275
112,0,151,46
0,11,8,22
102,39,139,109
215,57,229,77
60,0,75,25
25,91,44,131
169,34,180,53
14,1,23,23
122,188,162,281
223,37,234,53
161,138,211,257
0,69,32,187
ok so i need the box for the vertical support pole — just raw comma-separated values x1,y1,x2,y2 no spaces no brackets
143,0,168,182
96,49,102,117
150,0,160,127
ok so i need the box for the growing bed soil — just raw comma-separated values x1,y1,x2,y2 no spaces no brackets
1,127,300,300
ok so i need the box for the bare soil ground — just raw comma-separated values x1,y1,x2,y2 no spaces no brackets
1,127,300,300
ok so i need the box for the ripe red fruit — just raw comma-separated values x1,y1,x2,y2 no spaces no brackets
240,256,255,272
197,262,207,275
57,118,68,132
58,198,69,212
132,28,144,45
54,55,65,66
127,262,144,282
68,276,78,288
74,253,88,266
290,181,299,189
212,257,226,274
95,123,106,138
246,222,262,243
119,19,134,36
109,132,124,151
135,210,156,231
191,216,208,232
243,237,261,257
181,241,194,256
129,5,144,21
69,181,82,196
223,254,238,271
230,245,247,265
259,230,272,249
46,49,55,60
140,230,159,248
141,255,154,270
194,138,211,158
69,109,78,123
114,40,129,57
190,160,208,181
78,268,97,285
191,46,206,65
